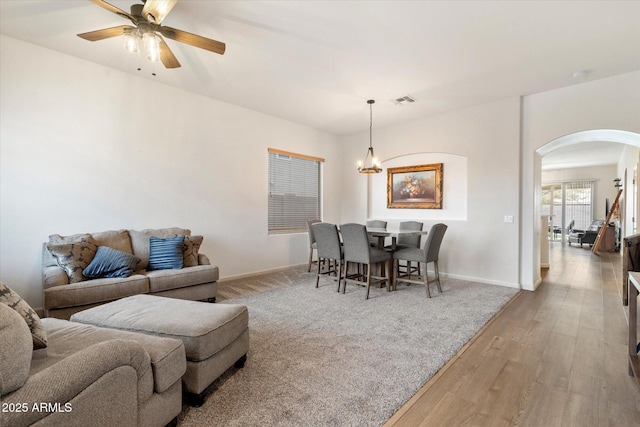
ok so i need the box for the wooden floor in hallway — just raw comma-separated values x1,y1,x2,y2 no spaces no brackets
385,242,640,426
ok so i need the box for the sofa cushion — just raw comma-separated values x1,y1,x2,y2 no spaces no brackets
0,303,33,395
83,246,141,279
40,318,186,396
129,228,191,270
144,265,218,293
183,235,204,267
44,275,149,310
0,283,47,349
148,236,185,271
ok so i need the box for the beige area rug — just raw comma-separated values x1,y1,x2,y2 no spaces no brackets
179,266,519,426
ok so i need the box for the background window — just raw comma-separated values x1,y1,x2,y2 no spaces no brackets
268,148,323,234
542,181,594,241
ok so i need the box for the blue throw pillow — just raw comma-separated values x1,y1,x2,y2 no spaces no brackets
148,236,185,271
83,246,141,279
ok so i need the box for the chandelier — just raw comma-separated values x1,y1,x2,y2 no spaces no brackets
357,99,382,174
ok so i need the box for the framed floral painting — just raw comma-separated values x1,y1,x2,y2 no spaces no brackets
387,163,443,209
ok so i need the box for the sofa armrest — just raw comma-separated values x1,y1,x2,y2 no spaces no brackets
2,339,151,427
198,253,211,265
42,265,69,289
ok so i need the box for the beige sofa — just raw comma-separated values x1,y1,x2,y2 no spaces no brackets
0,302,186,427
42,227,219,319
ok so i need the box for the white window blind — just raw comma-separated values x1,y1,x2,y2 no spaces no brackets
268,148,323,234
564,181,594,230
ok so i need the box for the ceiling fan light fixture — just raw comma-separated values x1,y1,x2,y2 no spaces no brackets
143,32,161,63
123,28,141,54
143,0,178,24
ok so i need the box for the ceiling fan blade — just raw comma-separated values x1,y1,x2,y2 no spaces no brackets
158,37,181,69
88,0,135,23
160,26,226,55
77,25,134,42
142,0,178,24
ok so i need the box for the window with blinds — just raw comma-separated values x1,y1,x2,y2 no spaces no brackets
542,181,594,240
564,181,594,230
268,148,323,234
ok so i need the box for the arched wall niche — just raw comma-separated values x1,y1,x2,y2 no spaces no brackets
368,152,468,222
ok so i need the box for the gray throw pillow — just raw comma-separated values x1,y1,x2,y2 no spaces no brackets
183,235,203,267
46,235,98,283
0,282,47,349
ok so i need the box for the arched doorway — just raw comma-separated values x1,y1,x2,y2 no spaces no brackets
526,129,640,290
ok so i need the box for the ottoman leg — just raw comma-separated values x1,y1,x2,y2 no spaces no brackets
183,354,248,407
234,354,247,368
184,391,207,408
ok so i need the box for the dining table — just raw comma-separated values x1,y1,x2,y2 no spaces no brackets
366,227,428,250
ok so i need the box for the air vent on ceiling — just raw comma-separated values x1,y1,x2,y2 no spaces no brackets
393,95,416,106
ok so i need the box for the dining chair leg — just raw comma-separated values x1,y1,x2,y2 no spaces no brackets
365,264,372,299
342,261,349,294
424,262,432,298
392,259,398,291
336,260,343,293
385,259,391,292
315,256,322,288
434,261,443,293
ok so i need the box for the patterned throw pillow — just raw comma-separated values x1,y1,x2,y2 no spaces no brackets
0,282,47,349
183,235,204,267
148,236,185,270
46,235,98,283
83,246,141,279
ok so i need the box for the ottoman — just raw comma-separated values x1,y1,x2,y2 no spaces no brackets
70,294,249,406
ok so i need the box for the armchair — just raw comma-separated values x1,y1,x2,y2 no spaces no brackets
568,220,605,247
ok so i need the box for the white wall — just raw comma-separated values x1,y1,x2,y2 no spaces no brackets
522,71,640,290
340,97,522,288
0,35,342,309
618,145,640,238
370,153,468,221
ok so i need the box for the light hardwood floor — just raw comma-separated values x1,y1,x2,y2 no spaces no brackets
217,243,640,426
385,242,640,427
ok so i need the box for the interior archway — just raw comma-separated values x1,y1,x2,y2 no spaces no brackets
537,130,640,156
533,129,640,288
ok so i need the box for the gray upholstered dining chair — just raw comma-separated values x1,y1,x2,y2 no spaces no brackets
340,223,391,299
392,223,447,298
366,220,387,248
311,222,344,292
393,221,424,277
306,219,321,272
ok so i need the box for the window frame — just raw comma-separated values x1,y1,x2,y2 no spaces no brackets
267,148,324,235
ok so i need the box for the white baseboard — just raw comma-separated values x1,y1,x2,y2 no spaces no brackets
437,272,521,289
218,264,308,283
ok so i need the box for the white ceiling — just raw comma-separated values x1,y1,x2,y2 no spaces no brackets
1,0,639,167
541,141,626,171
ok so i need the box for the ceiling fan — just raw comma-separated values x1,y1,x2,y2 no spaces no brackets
77,0,225,69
